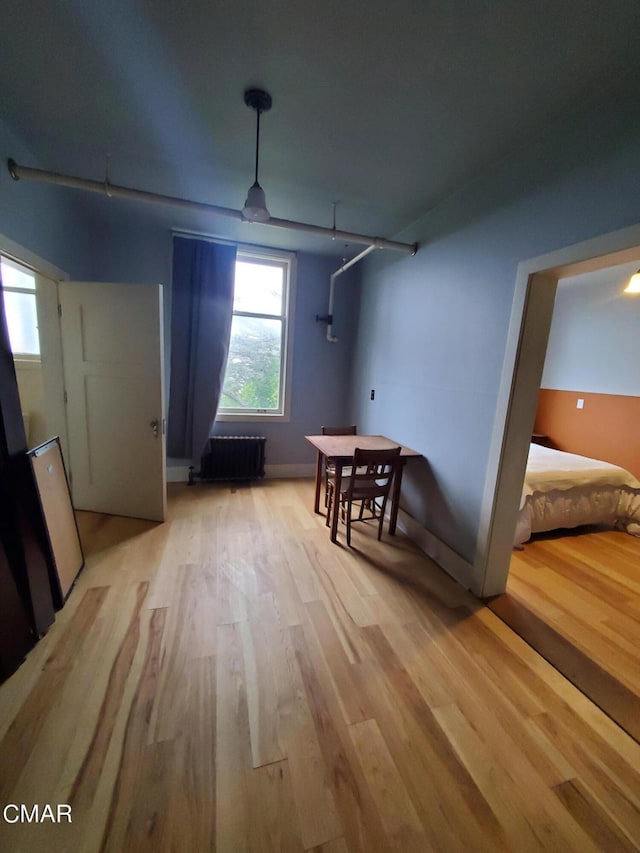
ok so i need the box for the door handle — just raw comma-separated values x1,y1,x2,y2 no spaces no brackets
150,418,159,438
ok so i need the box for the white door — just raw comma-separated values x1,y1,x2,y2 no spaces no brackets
59,281,166,522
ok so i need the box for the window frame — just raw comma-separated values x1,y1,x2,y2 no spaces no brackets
0,254,41,361
216,245,296,423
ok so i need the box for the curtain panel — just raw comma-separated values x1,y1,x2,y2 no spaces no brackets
167,237,237,461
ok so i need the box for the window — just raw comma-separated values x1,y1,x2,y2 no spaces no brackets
0,256,40,358
218,248,294,420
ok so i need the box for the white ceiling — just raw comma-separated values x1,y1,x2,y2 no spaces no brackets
2,0,640,255
559,260,640,291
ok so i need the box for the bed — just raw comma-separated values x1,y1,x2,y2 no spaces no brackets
514,443,640,546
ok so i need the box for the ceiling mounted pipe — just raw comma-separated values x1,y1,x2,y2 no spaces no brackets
7,159,418,255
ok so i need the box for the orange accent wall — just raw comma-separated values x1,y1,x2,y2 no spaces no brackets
534,389,640,479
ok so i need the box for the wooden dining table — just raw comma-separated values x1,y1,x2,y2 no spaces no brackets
305,434,421,543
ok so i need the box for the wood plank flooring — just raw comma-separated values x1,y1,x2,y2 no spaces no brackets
1,481,640,851
492,527,640,742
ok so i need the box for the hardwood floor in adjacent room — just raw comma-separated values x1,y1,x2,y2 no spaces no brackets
492,527,640,743
1,481,640,852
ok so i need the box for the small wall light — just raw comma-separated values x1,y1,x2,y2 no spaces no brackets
624,269,640,294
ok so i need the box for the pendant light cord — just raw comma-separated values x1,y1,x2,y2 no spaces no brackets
255,109,261,185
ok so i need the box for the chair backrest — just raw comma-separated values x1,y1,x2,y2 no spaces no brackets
321,425,357,436
345,446,402,500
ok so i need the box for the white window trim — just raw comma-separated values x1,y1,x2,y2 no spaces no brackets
0,232,70,465
216,246,296,423
12,355,42,370
1,254,41,361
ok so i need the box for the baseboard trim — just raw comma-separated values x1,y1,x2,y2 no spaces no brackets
167,466,191,483
395,507,476,591
166,463,315,483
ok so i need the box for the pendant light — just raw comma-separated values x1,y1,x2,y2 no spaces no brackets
242,88,272,222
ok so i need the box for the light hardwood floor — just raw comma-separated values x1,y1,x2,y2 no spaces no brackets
493,527,640,742
1,480,640,852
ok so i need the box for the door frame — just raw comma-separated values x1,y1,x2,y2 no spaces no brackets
0,233,69,462
475,222,640,597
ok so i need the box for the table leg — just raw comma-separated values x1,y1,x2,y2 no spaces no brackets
331,462,343,543
388,461,406,535
314,451,323,514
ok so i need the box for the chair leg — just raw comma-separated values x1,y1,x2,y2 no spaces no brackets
346,498,352,547
377,496,388,540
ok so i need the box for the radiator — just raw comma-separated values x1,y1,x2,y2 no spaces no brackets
199,436,266,481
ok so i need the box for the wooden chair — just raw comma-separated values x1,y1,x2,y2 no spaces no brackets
321,425,357,509
329,446,402,546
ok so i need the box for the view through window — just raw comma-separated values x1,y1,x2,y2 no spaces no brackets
219,249,292,417
0,256,40,357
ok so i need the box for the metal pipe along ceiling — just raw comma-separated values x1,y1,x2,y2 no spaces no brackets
7,160,418,255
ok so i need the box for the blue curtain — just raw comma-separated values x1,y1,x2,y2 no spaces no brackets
167,237,237,462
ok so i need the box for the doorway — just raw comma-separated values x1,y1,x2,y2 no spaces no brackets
0,236,167,523
478,222,640,740
477,221,640,595
0,252,68,459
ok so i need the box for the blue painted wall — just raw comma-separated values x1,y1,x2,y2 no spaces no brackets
55,196,362,469
4,79,639,512
542,261,640,396
350,89,640,562
1,118,361,470
0,118,92,276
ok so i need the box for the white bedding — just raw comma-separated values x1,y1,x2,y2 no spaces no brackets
514,444,640,545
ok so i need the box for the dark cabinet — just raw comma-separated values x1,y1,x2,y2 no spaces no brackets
0,534,33,680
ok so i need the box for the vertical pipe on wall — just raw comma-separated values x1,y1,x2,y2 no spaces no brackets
325,245,376,343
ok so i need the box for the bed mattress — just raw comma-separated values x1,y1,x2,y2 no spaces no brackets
514,444,640,545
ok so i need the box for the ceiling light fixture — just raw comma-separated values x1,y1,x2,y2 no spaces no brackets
242,88,272,222
624,269,640,294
